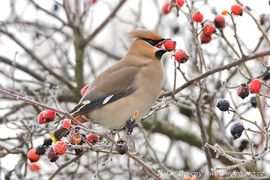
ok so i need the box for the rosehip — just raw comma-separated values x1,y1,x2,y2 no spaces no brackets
43,138,53,147
44,109,56,122
200,33,211,44
62,119,71,129
237,84,249,99
116,138,128,155
231,4,243,16
47,148,59,162
69,132,82,145
249,79,261,94
203,23,216,36
36,145,47,155
38,111,46,124
28,163,41,172
89,0,97,4
174,49,189,63
54,141,67,155
162,2,171,15
80,85,89,96
214,15,225,29
192,11,204,23
176,0,184,8
86,133,99,144
230,123,244,139
250,96,257,108
163,40,176,51
27,148,40,162
216,99,230,111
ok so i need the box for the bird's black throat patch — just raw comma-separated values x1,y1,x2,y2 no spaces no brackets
155,50,167,60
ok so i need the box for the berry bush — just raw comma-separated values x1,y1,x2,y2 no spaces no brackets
1,0,270,179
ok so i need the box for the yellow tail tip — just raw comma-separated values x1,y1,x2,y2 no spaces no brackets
51,133,58,144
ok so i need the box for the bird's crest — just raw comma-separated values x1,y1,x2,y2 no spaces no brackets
128,29,162,40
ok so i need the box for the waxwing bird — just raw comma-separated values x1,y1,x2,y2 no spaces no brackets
52,29,172,142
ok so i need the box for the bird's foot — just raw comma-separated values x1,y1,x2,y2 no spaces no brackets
125,111,139,135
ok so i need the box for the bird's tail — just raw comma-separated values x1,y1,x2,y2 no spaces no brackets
51,127,70,143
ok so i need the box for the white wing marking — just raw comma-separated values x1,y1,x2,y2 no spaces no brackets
103,95,114,105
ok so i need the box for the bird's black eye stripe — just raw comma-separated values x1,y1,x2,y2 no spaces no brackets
141,38,165,46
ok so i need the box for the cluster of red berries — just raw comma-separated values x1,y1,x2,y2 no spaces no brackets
192,13,225,44
27,138,53,162
27,131,100,163
163,39,190,64
162,2,244,45
38,109,56,124
162,0,185,15
237,79,262,99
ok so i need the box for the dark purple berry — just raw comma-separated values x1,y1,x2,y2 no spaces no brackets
216,99,230,111
263,72,270,81
43,138,52,147
230,123,245,139
237,84,249,99
239,140,249,151
36,145,46,155
115,139,128,155
75,147,84,155
47,148,59,162
250,96,257,108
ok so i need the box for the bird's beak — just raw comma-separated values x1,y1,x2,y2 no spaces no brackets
155,39,167,49
155,39,176,51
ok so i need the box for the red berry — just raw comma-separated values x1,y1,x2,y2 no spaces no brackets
86,133,99,144
80,85,89,96
237,84,249,99
54,141,67,155
38,111,46,124
62,119,71,129
44,109,56,122
203,23,216,36
231,4,243,16
163,40,176,51
249,79,261,94
89,0,97,4
174,50,189,63
200,33,211,44
176,0,184,8
214,15,225,29
27,148,40,162
192,11,204,23
28,162,41,172
162,2,171,15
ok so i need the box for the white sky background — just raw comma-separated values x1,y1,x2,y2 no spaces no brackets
0,0,270,179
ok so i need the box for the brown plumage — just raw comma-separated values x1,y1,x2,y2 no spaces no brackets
52,29,170,141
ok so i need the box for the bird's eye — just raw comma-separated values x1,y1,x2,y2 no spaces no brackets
141,38,165,46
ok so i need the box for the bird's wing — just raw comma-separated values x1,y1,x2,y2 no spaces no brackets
70,65,139,116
